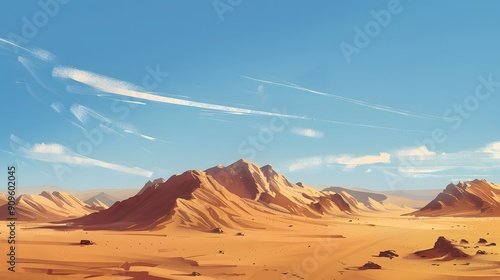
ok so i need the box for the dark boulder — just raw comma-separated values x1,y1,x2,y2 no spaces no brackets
359,261,382,270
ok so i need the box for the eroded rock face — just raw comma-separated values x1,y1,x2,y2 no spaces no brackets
414,236,469,260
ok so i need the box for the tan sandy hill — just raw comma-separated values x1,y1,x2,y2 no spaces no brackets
15,185,66,194
5,185,138,207
409,179,500,217
84,192,122,208
0,193,7,205
0,191,103,221
65,159,411,231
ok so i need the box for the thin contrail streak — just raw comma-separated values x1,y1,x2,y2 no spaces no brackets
241,75,446,120
0,38,55,61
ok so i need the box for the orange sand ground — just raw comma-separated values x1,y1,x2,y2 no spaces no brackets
1,210,500,280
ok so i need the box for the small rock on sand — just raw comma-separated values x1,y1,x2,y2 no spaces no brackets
212,228,223,234
358,261,382,270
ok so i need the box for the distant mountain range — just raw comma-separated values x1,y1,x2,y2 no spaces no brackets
322,186,388,205
14,186,139,204
0,191,102,221
84,192,122,208
65,159,410,231
2,160,498,225
322,186,435,209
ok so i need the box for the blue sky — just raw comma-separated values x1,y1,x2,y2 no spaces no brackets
1,0,500,191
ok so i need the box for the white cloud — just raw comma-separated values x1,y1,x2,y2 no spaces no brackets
484,141,500,158
365,168,373,173
487,142,500,150
32,143,66,154
288,152,391,172
331,152,391,169
397,146,436,157
394,141,500,178
291,127,324,138
288,156,323,172
15,140,152,178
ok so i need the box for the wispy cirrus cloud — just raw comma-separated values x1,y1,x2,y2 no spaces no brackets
70,103,111,125
241,75,446,120
53,66,308,120
0,38,55,61
330,152,391,169
11,136,153,178
5,40,435,135
52,66,433,133
50,102,64,114
290,127,324,138
287,152,391,172
288,156,324,172
396,145,436,157
68,103,169,143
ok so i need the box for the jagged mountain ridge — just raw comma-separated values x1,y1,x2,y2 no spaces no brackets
67,159,404,230
410,179,500,217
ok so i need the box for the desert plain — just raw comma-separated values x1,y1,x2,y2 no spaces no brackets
2,211,500,280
